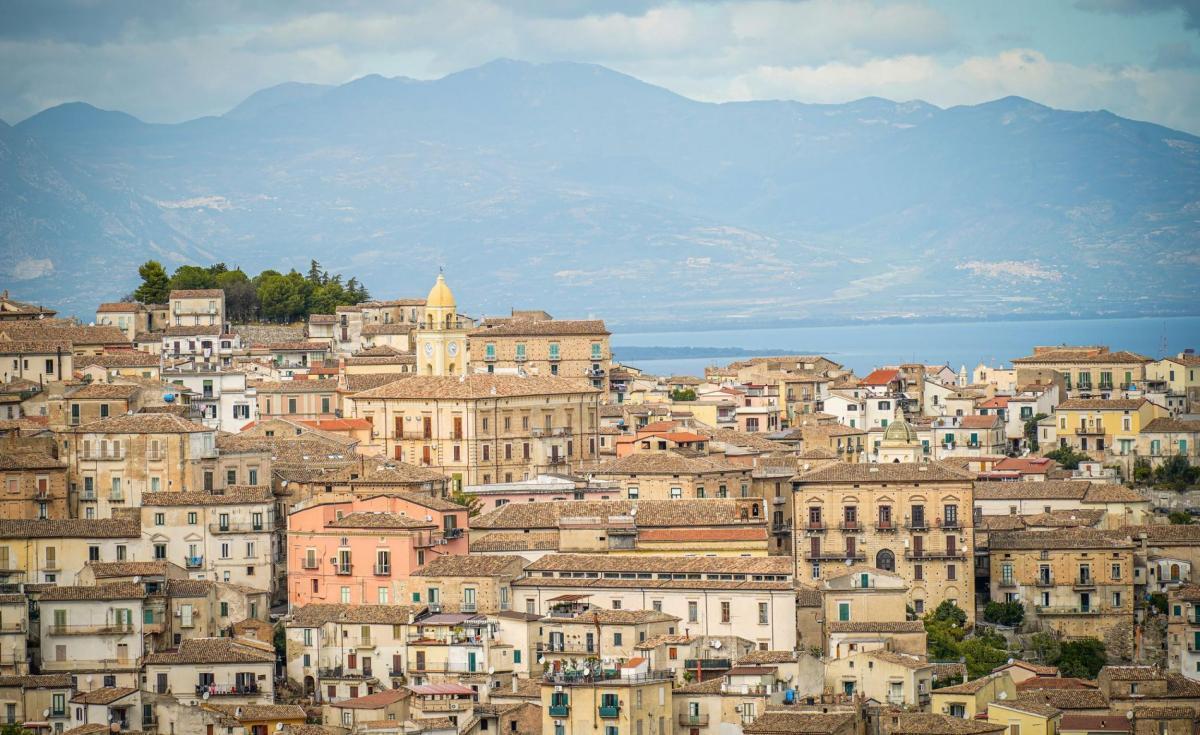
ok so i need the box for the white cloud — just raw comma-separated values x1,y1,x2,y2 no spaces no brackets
0,1,1198,134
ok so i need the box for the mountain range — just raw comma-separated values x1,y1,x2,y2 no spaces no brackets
2,59,1198,327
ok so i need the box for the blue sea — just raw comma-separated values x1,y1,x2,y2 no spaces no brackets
613,315,1200,377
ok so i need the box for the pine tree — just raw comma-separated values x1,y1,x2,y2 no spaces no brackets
133,260,170,304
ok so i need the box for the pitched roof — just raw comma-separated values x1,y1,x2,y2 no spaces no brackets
868,650,932,669
40,582,146,601
993,698,1062,718
862,369,900,385
794,461,973,483
329,689,410,709
71,686,138,704
0,517,139,539
887,714,1007,735
253,379,339,394
990,529,1134,550
141,487,273,506
72,413,212,434
471,498,764,531
0,673,73,688
468,319,609,337
143,637,274,665
0,450,65,470
170,289,224,298
995,660,1059,676
744,712,855,734
287,604,422,627
590,452,749,476
1058,398,1148,411
470,531,559,553
79,352,160,368
412,555,527,577
352,374,599,400
1012,349,1150,364
204,703,307,721
827,621,925,633
933,672,1006,695
1017,688,1109,710
523,553,792,576
87,561,177,578
326,511,435,530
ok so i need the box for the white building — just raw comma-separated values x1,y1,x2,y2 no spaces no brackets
163,366,256,432
141,488,277,594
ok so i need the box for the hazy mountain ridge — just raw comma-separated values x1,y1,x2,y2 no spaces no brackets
3,59,1198,323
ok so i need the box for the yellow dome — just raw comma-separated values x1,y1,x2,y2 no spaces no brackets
426,274,456,309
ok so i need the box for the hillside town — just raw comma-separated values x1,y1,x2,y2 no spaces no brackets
0,273,1198,735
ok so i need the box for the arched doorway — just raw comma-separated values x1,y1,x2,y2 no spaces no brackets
303,675,314,697
876,548,895,572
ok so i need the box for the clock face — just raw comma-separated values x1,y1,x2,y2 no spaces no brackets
448,342,459,357
424,342,434,357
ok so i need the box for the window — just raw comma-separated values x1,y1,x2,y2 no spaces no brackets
759,602,769,624
153,544,166,559
688,601,698,623
720,601,731,623
187,512,197,525
670,487,682,499
627,486,639,500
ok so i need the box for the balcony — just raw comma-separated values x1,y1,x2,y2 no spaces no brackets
335,564,353,576
1035,576,1055,587
997,579,1017,589
838,520,861,532
1073,577,1096,590
302,558,320,570
0,621,24,634
549,704,570,717
108,494,125,504
374,564,391,576
185,556,204,569
904,517,929,531
903,550,966,561
50,622,134,636
875,520,897,532
683,658,731,671
208,522,265,534
195,683,260,697
679,714,710,727
318,666,376,680
803,522,827,534
443,527,464,540
771,522,792,534
803,551,866,562
1035,606,1107,616
937,518,962,530
1075,425,1105,436
598,704,621,719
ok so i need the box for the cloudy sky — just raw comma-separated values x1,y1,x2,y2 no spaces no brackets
3,0,1200,133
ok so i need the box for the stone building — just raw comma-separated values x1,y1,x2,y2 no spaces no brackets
990,530,1135,640
468,312,611,391
346,373,601,489
793,461,977,620
0,448,68,520
589,452,754,501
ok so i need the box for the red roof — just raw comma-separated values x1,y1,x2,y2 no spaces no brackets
334,689,410,709
979,397,1011,408
993,457,1056,475
640,421,681,433
659,432,707,443
861,369,900,386
407,683,474,696
957,415,1001,429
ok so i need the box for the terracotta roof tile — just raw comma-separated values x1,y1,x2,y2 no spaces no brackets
795,461,973,483
72,413,212,434
991,529,1134,550
40,582,145,601
326,511,434,529
0,517,139,539
144,637,274,665
828,621,925,633
744,712,855,734
142,487,273,506
888,713,1007,735
412,555,528,577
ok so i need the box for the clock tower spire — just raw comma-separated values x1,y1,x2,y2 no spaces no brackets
416,273,469,376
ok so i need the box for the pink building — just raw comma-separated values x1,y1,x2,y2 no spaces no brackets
287,493,468,608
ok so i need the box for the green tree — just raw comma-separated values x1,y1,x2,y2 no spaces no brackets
216,269,258,322
1156,455,1199,488
1169,511,1194,525
669,388,697,401
169,264,218,290
307,259,327,285
923,601,968,660
1056,638,1107,679
1148,593,1168,615
257,271,310,323
961,636,1012,679
133,260,171,304
1023,413,1047,451
930,600,968,627
1044,446,1090,470
983,600,1025,627
449,487,481,517
1133,457,1153,485
1028,632,1062,666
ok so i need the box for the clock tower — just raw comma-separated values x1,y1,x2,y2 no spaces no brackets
415,273,469,376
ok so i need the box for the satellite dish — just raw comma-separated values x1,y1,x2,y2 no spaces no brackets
537,657,544,665
629,507,637,517
488,667,495,675
133,576,141,584
163,393,175,403
711,640,722,649
236,707,243,717
998,691,1007,700
582,667,591,676
202,692,210,700
42,710,49,718
1007,658,1014,665
276,724,284,732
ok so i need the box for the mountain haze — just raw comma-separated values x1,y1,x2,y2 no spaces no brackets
3,60,1198,325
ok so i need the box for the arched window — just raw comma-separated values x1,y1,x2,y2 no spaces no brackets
1171,563,1181,581
876,548,895,572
